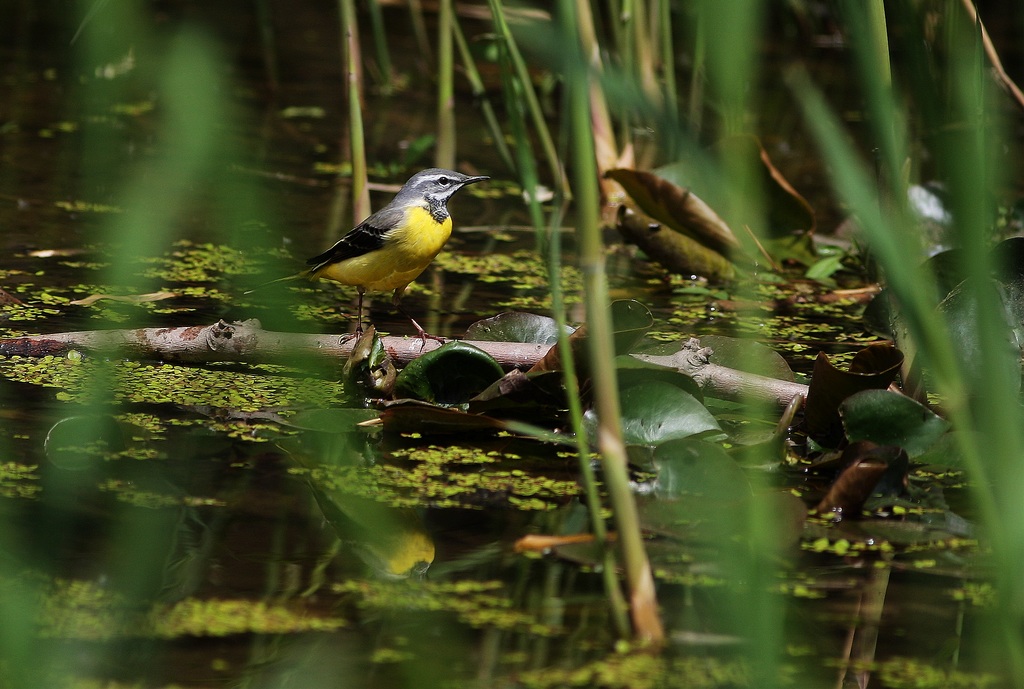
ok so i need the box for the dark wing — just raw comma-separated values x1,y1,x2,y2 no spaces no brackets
305,205,406,272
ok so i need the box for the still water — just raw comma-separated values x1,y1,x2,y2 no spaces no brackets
0,2,1010,688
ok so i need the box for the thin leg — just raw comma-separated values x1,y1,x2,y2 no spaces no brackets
355,288,365,336
341,288,366,345
393,288,445,345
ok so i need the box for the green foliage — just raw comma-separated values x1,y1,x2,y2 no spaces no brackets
3,0,1024,687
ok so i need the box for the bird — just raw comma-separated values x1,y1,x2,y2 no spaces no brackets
250,168,488,341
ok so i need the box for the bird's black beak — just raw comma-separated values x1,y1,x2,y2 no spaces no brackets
461,175,489,186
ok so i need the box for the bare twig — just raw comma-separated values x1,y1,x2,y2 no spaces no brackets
960,0,1024,112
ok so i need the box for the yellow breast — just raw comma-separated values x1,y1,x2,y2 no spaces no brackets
315,206,452,293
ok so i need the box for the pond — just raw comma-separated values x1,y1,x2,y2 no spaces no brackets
1,2,1020,688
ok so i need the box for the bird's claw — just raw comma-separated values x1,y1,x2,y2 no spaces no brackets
418,331,446,346
339,326,363,346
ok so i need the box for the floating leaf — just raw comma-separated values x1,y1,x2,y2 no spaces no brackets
610,299,654,353
377,401,505,434
914,430,976,470
638,439,750,544
614,381,723,447
804,343,904,447
938,277,1023,394
698,335,795,382
285,408,381,433
393,342,504,405
528,300,652,375
651,438,749,501
840,389,951,457
464,312,571,344
615,358,703,402
814,442,905,518
468,369,568,422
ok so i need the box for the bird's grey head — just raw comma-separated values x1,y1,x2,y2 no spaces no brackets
398,168,488,218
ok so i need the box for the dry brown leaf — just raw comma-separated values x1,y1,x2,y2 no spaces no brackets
513,533,604,553
606,169,741,257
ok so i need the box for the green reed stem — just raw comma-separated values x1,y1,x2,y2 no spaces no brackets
340,0,370,220
365,0,395,92
406,0,433,67
555,91,629,647
435,0,456,169
254,0,279,93
494,37,545,241
451,20,514,171
790,63,1020,680
941,6,1024,681
546,151,630,636
687,11,706,133
572,0,618,182
658,0,676,107
485,0,568,197
559,0,663,645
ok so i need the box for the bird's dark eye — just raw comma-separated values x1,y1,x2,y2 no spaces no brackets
437,176,451,186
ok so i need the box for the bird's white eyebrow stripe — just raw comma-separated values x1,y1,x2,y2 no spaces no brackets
416,173,452,185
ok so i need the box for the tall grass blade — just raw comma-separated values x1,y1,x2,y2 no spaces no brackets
790,14,1024,669
406,0,434,67
340,0,370,221
435,0,456,169
559,0,663,645
365,0,395,91
485,0,568,196
451,19,515,171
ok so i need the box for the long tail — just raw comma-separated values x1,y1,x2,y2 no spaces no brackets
243,271,309,295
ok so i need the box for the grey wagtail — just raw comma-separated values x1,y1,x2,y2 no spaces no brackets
250,168,488,341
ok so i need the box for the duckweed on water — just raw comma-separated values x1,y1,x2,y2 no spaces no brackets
0,356,345,413
648,280,879,370
35,579,347,640
517,653,749,689
38,579,130,642
874,658,999,689
390,445,514,465
334,579,560,636
150,599,346,637
1,300,64,325
380,461,578,510
97,479,225,509
302,459,577,511
0,355,89,393
53,200,123,214
949,581,995,608
109,100,156,117
0,461,40,499
140,240,255,283
436,250,584,311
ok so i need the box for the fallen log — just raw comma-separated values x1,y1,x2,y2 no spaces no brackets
0,320,808,407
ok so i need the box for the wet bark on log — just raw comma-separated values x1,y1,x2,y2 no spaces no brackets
0,321,808,407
